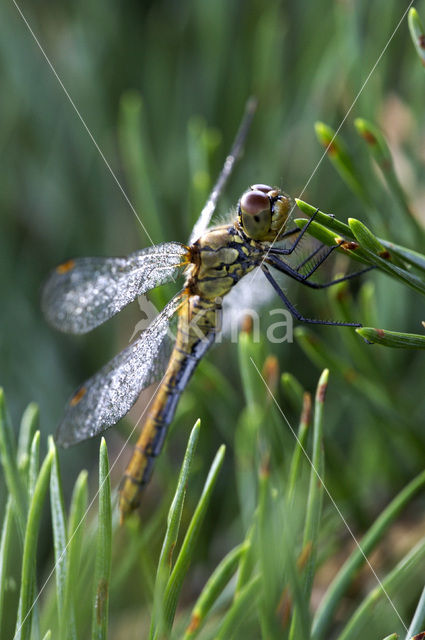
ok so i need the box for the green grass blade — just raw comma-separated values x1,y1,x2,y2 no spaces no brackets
91,438,112,640
379,240,425,273
215,575,261,640
238,330,265,408
348,217,389,256
0,498,13,633
335,537,425,640
28,431,40,499
353,118,422,240
297,198,425,274
287,391,312,504
117,90,163,244
302,370,327,594
295,199,354,237
49,436,69,623
257,467,279,639
0,388,27,533
14,448,53,640
183,541,249,640
293,218,372,268
312,470,425,640
348,218,406,268
17,403,39,475
234,404,263,527
149,420,201,639
296,201,425,294
356,327,425,349
161,444,226,635
314,122,372,205
408,8,425,68
61,471,88,640
405,584,425,640
353,118,392,171
288,372,328,640
235,521,257,597
41,631,51,640
281,372,305,411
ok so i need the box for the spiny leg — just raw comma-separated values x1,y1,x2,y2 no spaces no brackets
261,265,362,327
295,242,330,272
267,208,321,256
278,227,302,241
266,253,375,290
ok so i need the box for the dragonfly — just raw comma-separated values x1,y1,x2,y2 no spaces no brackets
42,100,372,521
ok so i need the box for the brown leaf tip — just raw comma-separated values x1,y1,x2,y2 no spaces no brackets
262,355,279,390
301,392,312,426
317,380,328,403
276,587,292,629
361,130,377,145
241,314,254,335
187,613,201,633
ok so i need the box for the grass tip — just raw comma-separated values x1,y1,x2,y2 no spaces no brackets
316,369,329,403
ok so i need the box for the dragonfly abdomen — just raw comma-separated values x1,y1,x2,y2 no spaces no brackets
119,296,219,521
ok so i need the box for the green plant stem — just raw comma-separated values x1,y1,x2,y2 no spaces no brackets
14,448,54,640
405,583,425,640
161,444,225,636
91,439,112,640
312,470,425,640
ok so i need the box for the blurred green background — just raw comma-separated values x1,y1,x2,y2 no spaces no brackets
2,0,425,636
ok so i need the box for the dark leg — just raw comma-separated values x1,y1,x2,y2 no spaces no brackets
298,243,341,278
279,227,302,240
261,265,362,327
267,253,375,290
267,209,321,256
295,242,330,272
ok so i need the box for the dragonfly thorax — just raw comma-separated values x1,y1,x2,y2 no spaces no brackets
187,225,259,300
238,184,291,242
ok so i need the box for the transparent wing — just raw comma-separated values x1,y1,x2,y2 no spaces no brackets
42,241,188,334
56,293,183,447
188,98,257,244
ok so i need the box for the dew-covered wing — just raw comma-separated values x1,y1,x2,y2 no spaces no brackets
56,293,183,447
42,242,188,334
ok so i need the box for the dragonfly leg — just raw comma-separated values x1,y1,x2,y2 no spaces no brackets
295,242,329,272
261,265,362,327
279,227,301,240
267,208,320,255
266,253,375,290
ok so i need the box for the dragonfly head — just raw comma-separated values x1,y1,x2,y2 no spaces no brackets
238,184,291,242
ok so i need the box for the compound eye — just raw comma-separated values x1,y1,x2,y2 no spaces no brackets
250,183,274,194
239,189,272,240
240,190,270,216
